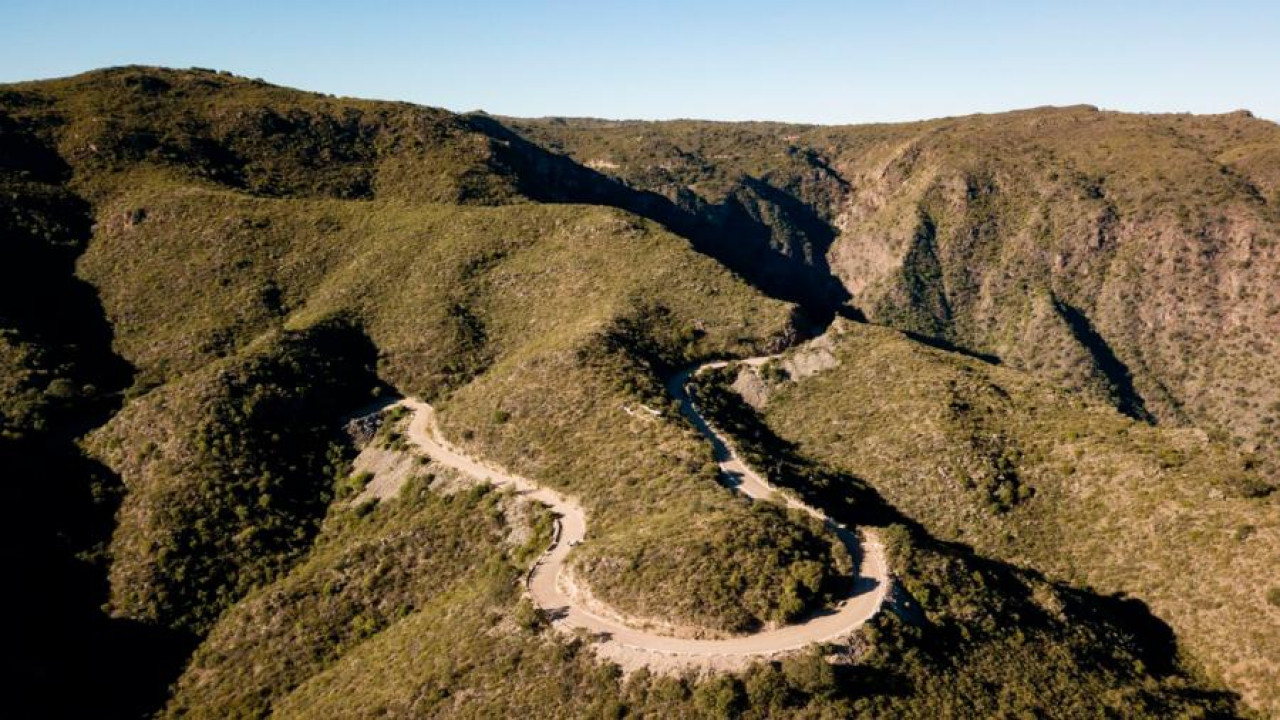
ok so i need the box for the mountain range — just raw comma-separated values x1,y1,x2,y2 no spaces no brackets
1,66,1276,718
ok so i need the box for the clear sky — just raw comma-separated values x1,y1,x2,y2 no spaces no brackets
3,1,1278,124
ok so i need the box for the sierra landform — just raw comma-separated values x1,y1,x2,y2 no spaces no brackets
1,66,1276,718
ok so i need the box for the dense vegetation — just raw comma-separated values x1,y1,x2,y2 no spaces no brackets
164,468,554,718
1,67,845,716
576,501,851,633
87,321,380,633
689,358,1245,716
714,320,1278,713
514,109,1280,477
0,67,837,641
1,96,191,719
171,423,1239,718
1,66,1273,717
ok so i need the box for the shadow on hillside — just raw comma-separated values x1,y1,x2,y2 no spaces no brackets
1052,296,1153,422
0,124,197,717
678,368,1242,710
0,295,192,717
901,330,1003,365
718,469,746,491
468,115,853,317
3,444,198,719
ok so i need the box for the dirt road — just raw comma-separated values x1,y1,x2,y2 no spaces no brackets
400,356,888,671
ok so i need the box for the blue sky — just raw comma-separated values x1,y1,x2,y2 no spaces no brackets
3,1,1278,124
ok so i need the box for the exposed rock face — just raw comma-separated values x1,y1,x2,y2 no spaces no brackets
822,108,1280,476
515,108,1280,476
733,328,842,410
344,410,385,445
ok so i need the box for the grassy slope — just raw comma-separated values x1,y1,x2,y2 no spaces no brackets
270,524,1233,720
0,68,1265,717
506,116,856,310
164,468,554,718
194,385,1240,719
817,108,1280,470
1,87,205,717
4,67,842,638
512,110,1280,476
754,321,1278,713
79,172,838,634
86,321,379,633
174,429,1237,719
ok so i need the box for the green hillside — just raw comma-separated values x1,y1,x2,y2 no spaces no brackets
1,67,1273,717
711,319,1278,713
513,109,1280,476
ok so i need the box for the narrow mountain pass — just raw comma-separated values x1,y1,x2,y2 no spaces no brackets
399,354,890,672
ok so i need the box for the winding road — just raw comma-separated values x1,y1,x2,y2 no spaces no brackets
400,356,889,671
